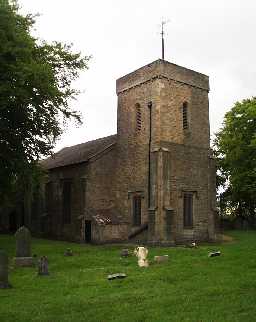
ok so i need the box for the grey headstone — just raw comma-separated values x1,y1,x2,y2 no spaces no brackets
15,226,31,257
154,255,169,263
107,273,127,280
38,256,49,276
120,249,129,257
0,249,12,289
64,248,73,256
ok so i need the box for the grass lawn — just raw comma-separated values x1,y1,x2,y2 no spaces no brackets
0,231,256,322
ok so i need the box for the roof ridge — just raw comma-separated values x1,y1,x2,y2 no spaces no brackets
41,133,117,170
61,133,117,150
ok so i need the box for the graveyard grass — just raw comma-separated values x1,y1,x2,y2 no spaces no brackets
1,231,256,322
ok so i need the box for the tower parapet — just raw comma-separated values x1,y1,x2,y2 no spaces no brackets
116,59,209,95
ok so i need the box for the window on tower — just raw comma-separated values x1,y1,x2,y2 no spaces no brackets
182,102,189,130
135,103,142,131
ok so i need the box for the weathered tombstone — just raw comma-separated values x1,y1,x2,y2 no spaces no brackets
107,273,127,280
154,255,169,263
185,241,197,248
208,251,221,257
120,249,129,258
38,256,49,276
134,246,149,267
64,248,73,256
0,249,12,289
14,226,34,267
189,241,197,248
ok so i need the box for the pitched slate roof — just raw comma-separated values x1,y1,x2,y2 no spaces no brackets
41,134,117,170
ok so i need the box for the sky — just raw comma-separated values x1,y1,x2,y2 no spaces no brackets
19,0,256,150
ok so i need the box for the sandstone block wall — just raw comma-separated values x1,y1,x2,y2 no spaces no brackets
34,163,87,242
116,59,215,243
116,59,209,94
86,147,117,218
165,142,214,242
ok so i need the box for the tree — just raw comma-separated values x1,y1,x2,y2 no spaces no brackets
214,98,256,218
0,0,90,203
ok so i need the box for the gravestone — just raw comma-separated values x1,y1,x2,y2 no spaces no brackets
120,249,129,257
134,246,149,267
64,248,73,256
154,255,169,263
14,226,34,267
0,249,12,289
208,251,221,257
108,273,127,280
38,256,49,276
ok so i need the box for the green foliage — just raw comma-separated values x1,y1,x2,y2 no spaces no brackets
1,232,256,321
214,98,256,217
0,0,90,203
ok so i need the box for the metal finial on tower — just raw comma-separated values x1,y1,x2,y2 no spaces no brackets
160,20,169,60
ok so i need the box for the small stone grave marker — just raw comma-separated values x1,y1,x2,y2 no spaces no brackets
154,255,169,263
208,251,221,257
185,242,197,248
120,249,129,257
0,249,12,289
64,248,73,256
108,273,127,280
38,256,49,276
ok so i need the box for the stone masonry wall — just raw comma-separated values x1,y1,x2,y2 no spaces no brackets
41,146,119,242
115,79,159,228
116,59,215,243
158,78,210,148
86,147,118,218
116,59,209,94
162,142,214,243
36,163,87,242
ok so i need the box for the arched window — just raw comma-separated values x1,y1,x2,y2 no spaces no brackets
135,103,142,131
182,102,189,130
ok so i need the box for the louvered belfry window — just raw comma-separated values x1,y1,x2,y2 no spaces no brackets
183,192,193,228
133,195,141,226
182,102,189,130
135,103,142,131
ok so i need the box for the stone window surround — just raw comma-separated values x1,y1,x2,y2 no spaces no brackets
179,190,198,230
128,191,145,227
135,103,142,132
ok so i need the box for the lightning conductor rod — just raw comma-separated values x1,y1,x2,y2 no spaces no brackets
161,20,169,60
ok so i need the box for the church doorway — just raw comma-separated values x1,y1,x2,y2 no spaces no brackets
84,220,91,243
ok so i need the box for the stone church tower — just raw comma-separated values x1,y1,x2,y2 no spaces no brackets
115,59,216,244
2,59,217,244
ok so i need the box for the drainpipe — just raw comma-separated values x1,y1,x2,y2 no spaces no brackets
147,101,152,208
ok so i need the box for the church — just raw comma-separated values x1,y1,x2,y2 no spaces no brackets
34,58,217,244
